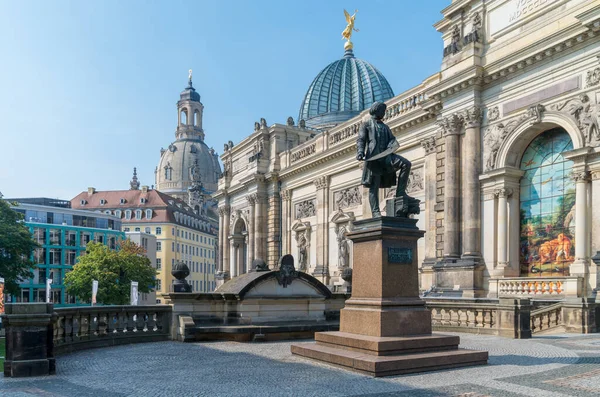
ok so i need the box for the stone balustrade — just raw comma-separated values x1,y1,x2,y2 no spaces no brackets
530,303,563,334
427,299,500,335
383,89,428,122
53,305,172,355
490,277,583,298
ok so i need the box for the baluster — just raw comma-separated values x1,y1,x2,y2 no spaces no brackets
115,311,125,335
72,314,80,341
98,312,108,336
56,315,65,345
80,312,89,340
146,311,156,332
92,315,99,337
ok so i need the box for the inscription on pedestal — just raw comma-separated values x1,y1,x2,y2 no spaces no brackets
388,247,412,264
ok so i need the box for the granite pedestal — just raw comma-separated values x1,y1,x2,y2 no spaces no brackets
291,216,488,377
2,303,56,377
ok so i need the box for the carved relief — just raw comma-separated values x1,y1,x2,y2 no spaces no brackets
420,136,436,154
487,106,500,122
551,93,600,146
462,106,483,128
295,199,316,219
527,104,545,125
290,144,316,163
333,186,362,210
406,168,424,194
586,67,600,87
572,170,591,182
296,232,309,272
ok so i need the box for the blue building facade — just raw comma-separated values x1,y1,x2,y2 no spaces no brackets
10,201,125,306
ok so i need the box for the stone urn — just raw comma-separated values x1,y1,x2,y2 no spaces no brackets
171,261,192,292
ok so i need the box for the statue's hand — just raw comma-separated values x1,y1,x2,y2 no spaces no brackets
356,153,364,161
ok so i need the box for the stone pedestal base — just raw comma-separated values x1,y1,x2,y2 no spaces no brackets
431,257,485,298
292,216,488,377
291,332,487,377
2,303,56,377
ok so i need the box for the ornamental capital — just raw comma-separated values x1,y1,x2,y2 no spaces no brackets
280,189,292,201
462,106,483,128
246,194,257,205
420,136,436,154
218,205,231,216
437,113,463,136
494,188,513,198
572,170,591,182
313,176,329,190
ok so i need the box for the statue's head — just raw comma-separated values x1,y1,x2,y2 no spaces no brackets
369,101,386,120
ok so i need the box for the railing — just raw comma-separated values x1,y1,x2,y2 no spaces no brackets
383,89,428,123
530,303,563,334
495,277,582,298
53,305,172,354
427,300,500,335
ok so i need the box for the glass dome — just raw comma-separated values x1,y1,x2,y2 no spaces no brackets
299,49,394,130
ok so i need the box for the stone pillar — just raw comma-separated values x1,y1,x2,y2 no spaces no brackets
230,238,238,277
461,107,482,261
281,190,291,255
313,176,330,283
217,209,224,272
571,171,591,278
495,188,511,271
2,303,56,377
254,194,265,262
420,136,437,288
440,114,462,259
217,205,231,285
246,195,256,263
267,176,281,268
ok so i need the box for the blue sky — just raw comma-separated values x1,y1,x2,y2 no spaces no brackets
0,0,447,199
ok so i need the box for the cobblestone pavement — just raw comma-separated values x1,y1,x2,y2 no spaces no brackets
1,333,600,396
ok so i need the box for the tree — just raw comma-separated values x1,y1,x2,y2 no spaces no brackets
64,240,156,305
0,200,38,294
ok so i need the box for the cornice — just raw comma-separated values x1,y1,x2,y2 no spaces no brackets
428,66,484,101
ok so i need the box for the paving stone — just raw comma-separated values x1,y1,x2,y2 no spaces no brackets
0,333,598,396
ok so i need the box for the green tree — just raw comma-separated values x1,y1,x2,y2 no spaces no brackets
64,239,156,305
0,200,38,294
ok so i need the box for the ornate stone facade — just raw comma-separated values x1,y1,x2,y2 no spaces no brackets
215,0,600,297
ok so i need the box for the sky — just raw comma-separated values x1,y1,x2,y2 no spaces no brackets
0,0,448,199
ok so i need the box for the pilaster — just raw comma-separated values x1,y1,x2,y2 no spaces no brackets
420,136,437,289
313,176,330,283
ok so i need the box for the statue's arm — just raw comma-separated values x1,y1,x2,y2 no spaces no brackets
386,126,399,149
356,123,367,160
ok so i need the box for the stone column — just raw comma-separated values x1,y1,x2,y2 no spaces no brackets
230,238,238,277
281,190,291,254
218,205,231,284
440,114,462,259
461,107,482,261
217,208,224,272
572,171,591,272
495,188,512,271
313,176,330,283
246,194,256,263
420,137,437,264
254,194,267,262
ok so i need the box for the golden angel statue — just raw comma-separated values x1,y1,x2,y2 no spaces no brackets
341,9,359,43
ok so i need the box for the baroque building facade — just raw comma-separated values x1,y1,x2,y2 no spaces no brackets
215,0,600,299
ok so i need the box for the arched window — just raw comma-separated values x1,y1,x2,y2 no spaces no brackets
114,210,122,218
125,210,132,220
145,209,152,219
194,110,199,126
135,210,142,220
519,128,575,277
164,166,172,181
180,109,188,125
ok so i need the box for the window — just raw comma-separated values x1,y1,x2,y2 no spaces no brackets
172,228,175,236
80,199,86,205
156,258,162,270
145,209,152,219
157,242,162,251
156,279,162,291
124,227,130,232
165,167,172,180
125,210,132,220
156,227,162,235
49,229,61,245
95,234,104,244
80,232,91,247
33,227,46,244
172,258,175,266
115,210,122,218
519,128,575,277
135,227,141,232
34,248,46,264
100,199,106,205
172,242,175,251
177,230,180,237
140,198,146,204
65,250,77,266
145,227,151,234
177,243,180,253
196,247,198,256
185,231,188,239
135,210,142,220
49,248,61,265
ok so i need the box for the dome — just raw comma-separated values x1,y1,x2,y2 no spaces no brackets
156,139,221,196
299,49,394,130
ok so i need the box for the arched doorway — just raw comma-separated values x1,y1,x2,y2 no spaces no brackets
519,127,575,277
230,218,248,277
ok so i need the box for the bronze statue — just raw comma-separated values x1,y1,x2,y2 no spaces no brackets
357,101,418,218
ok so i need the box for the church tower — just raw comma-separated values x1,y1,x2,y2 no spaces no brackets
176,70,205,140
155,71,221,204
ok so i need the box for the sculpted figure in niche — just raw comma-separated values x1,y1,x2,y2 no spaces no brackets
356,101,413,217
337,227,350,268
297,233,308,272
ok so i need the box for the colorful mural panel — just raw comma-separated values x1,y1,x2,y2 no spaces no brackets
519,128,575,277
